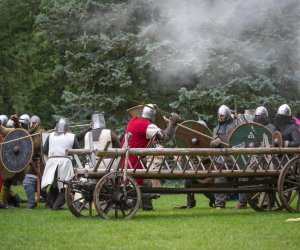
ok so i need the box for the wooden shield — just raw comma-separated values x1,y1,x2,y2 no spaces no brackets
229,122,272,148
175,120,212,148
0,129,33,173
229,122,272,169
127,105,167,130
272,131,283,147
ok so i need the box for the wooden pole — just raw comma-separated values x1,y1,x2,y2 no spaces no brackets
0,132,40,146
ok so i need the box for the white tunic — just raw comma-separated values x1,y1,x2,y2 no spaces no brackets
41,132,75,190
84,129,120,170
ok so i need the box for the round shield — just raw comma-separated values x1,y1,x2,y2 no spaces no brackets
127,105,167,130
229,122,272,148
272,131,282,147
0,129,33,173
175,120,212,148
229,122,272,169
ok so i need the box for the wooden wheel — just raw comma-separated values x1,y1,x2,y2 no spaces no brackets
278,157,300,213
93,172,141,220
65,178,98,217
246,189,284,211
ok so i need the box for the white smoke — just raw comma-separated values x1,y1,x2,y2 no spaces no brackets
84,0,300,84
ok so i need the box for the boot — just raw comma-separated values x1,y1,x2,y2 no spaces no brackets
0,200,14,209
141,194,153,211
52,190,65,210
0,200,6,209
7,192,22,207
46,187,59,209
175,193,196,209
204,193,215,208
186,193,196,208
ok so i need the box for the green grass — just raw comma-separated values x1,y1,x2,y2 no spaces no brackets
1,188,300,250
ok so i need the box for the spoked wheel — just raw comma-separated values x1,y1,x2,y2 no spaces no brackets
246,189,284,211
278,157,300,213
93,172,141,220
65,178,98,217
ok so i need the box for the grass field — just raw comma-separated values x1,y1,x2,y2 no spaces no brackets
1,188,300,250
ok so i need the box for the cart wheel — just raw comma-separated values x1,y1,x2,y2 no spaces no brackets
93,172,141,220
65,178,98,217
278,157,300,213
246,189,284,211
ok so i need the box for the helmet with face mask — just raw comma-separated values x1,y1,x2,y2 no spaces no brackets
30,115,41,128
254,106,270,125
217,105,231,123
19,114,30,129
277,104,291,116
56,117,70,133
141,104,156,122
92,113,106,130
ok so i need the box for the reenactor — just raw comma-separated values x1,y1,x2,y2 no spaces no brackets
22,115,46,209
41,117,80,210
84,113,121,168
121,104,180,210
176,117,215,209
0,114,30,208
237,106,275,209
274,104,300,147
210,105,239,209
254,106,275,132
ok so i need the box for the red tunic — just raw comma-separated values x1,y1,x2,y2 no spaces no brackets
121,117,153,185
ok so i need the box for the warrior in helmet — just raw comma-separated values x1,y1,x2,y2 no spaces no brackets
19,114,30,130
22,115,46,209
210,105,239,209
73,114,122,209
254,106,275,132
84,113,121,167
0,114,31,209
175,117,215,209
236,106,276,209
41,117,80,210
274,104,300,147
121,104,180,210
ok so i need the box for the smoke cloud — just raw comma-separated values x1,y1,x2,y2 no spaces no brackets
84,0,300,85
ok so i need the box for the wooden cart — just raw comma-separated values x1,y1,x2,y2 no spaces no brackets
64,134,300,220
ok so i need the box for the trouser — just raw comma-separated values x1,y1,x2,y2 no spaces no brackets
23,175,37,207
238,193,247,204
214,177,227,207
184,179,215,205
0,179,12,203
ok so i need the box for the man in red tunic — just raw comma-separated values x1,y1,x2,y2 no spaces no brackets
121,104,180,210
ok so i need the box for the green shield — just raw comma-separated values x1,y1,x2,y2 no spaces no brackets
229,122,272,169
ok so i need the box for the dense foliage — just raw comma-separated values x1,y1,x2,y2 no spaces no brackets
0,0,300,130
